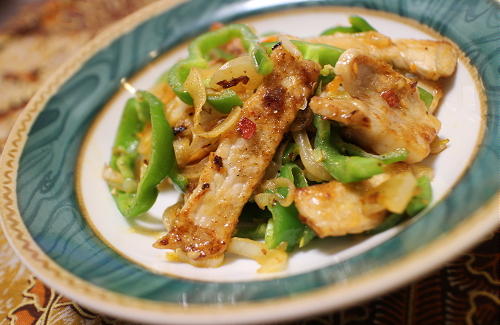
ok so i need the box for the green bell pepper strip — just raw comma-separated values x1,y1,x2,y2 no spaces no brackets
320,15,376,35
321,26,358,36
406,176,432,216
314,115,384,183
209,47,236,61
265,194,304,251
292,40,344,66
262,40,344,67
329,127,408,164
164,24,273,107
328,86,432,162
367,176,433,234
418,87,433,109
349,15,376,32
234,202,271,240
279,163,308,188
265,163,316,251
281,142,300,164
318,65,336,92
279,163,316,247
206,89,243,114
299,227,316,248
109,98,142,175
234,222,267,240
109,91,186,217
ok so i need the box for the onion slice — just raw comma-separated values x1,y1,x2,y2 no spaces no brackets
293,131,332,181
278,34,302,59
227,237,288,273
209,55,263,93
195,106,242,138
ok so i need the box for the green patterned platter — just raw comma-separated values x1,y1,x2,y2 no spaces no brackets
1,0,498,324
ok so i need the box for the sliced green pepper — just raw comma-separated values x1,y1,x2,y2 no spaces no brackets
281,142,300,164
318,65,336,91
321,26,358,36
234,202,271,240
320,15,376,35
329,126,408,164
206,89,243,114
265,192,304,251
418,87,433,109
349,15,376,32
279,163,308,188
234,222,267,240
265,163,315,251
299,227,316,248
262,40,344,67
314,115,384,183
209,47,236,61
163,24,273,108
406,176,432,216
109,91,185,217
291,40,344,66
367,176,433,234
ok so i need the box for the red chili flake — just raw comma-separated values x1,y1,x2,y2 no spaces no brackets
381,90,400,108
237,117,256,139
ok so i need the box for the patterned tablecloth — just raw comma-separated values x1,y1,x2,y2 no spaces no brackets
0,1,498,324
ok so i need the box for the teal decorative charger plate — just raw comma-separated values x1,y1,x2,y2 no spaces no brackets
1,0,498,324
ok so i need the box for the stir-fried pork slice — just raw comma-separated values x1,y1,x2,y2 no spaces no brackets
309,31,457,80
310,49,440,163
295,163,419,237
154,47,320,266
295,180,386,237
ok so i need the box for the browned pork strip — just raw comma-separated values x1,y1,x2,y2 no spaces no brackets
310,49,440,164
309,31,457,80
294,180,386,237
154,47,320,266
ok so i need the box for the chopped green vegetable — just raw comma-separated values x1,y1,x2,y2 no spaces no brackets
265,163,316,251
206,89,243,114
321,26,358,36
235,222,267,240
265,193,305,251
320,15,376,35
314,115,384,183
406,176,432,216
418,87,433,109
262,40,344,67
281,142,300,164
109,91,185,217
209,47,236,61
161,24,273,110
348,15,376,32
367,176,433,234
330,127,408,164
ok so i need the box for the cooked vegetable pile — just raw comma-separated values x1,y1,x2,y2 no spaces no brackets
103,16,457,272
